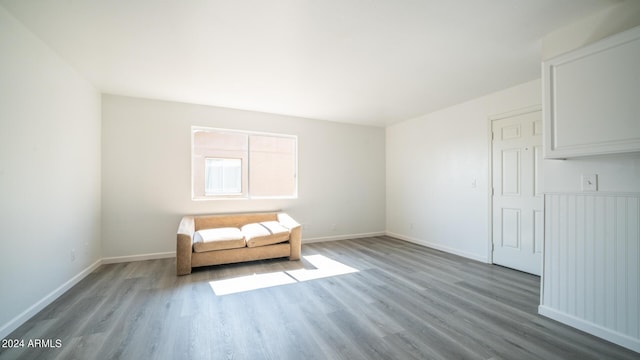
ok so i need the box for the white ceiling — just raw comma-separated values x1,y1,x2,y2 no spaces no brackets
1,0,619,126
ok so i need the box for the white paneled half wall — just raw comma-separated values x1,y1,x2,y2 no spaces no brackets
540,193,640,352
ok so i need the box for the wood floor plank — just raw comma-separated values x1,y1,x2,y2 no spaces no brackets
1,236,638,360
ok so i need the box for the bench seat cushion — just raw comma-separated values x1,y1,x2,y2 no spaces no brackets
193,227,246,252
242,221,290,248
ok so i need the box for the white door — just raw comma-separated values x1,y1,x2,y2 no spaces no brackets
491,109,543,275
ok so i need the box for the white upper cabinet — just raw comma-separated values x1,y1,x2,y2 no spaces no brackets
543,26,640,159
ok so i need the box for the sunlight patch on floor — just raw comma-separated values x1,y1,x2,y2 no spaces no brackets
209,254,359,296
209,271,297,296
286,254,359,282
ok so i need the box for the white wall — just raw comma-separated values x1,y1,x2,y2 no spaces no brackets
0,6,101,337
386,79,541,262
538,1,640,352
542,0,640,61
541,1,640,194
101,94,386,258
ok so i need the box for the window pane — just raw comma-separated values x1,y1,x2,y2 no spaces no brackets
205,158,242,194
249,135,297,197
193,129,248,198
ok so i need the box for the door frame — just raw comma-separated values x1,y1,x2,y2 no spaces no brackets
487,104,542,265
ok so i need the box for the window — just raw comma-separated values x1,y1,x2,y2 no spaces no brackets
204,158,242,195
192,127,297,199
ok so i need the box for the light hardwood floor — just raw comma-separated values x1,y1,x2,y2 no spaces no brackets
1,236,638,360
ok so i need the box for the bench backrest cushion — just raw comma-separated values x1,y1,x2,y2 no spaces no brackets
194,212,278,231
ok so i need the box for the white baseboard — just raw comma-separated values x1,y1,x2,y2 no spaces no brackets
2,236,484,340
538,305,640,353
101,251,176,264
1,251,176,339
386,231,489,263
303,231,386,244
0,259,102,339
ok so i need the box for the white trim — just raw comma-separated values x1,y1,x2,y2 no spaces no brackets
0,235,485,339
488,104,542,121
386,231,489,263
0,259,102,339
101,251,176,264
302,232,386,244
544,191,640,197
487,111,494,264
1,252,177,338
487,105,543,269
191,125,298,139
539,195,547,312
191,126,299,201
539,305,640,353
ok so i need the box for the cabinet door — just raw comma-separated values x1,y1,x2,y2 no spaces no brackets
543,26,640,159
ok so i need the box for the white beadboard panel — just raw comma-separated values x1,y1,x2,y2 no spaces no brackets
542,193,640,352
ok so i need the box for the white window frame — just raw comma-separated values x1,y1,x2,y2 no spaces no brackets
192,126,298,200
